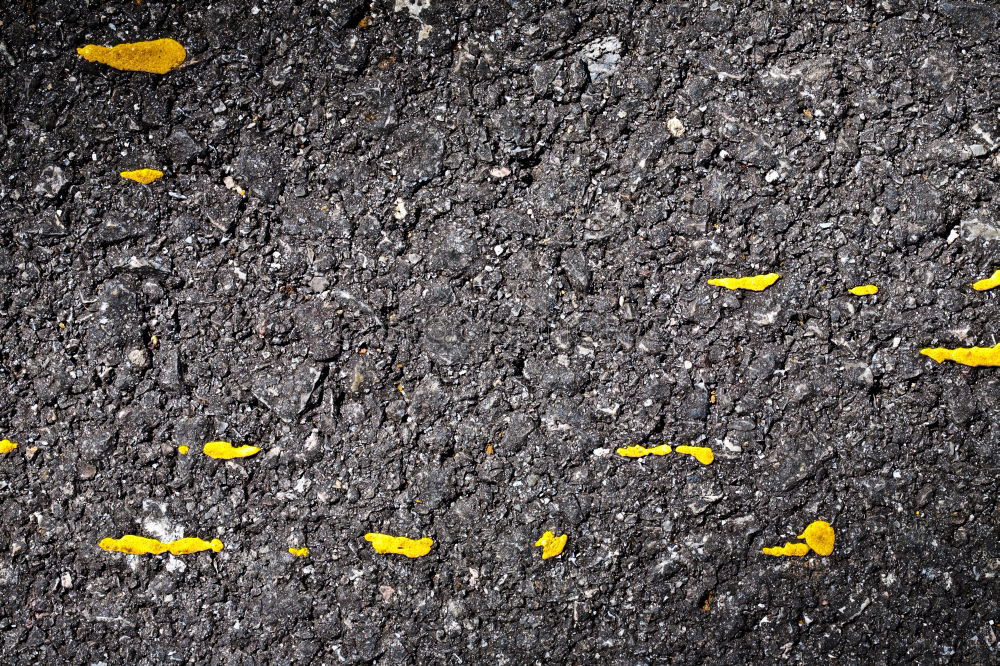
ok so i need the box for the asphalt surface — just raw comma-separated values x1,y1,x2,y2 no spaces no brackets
2,1,999,664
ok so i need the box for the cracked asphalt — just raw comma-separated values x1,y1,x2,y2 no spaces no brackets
1,1,999,663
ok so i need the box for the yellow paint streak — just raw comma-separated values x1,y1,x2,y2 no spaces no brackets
798,520,835,556
203,441,261,459
534,531,568,560
762,542,811,557
972,270,1000,291
120,169,164,184
364,533,433,558
99,535,223,555
177,446,189,455
920,344,1000,367
0,439,18,454
616,444,672,458
707,273,780,291
288,547,310,557
77,39,186,74
848,285,878,295
675,445,714,465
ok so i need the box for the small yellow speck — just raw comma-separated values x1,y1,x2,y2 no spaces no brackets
848,284,879,296
921,344,1000,367
0,439,19,454
707,273,780,291
77,39,186,74
358,15,371,28
203,441,260,459
120,168,164,184
972,269,1000,291
616,444,672,458
486,444,494,455
534,531,568,560
803,109,813,119
364,533,433,558
177,446,189,455
288,547,310,557
674,445,714,465
99,535,223,555
59,322,67,329
762,520,835,557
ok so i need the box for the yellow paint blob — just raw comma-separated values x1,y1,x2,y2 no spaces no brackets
798,520,835,556
534,531,568,560
762,542,811,557
848,285,878,295
203,441,261,459
707,273,780,291
762,520,835,557
0,439,18,454
972,270,1000,291
288,547,310,557
120,169,164,184
177,446,190,455
920,344,1000,367
99,535,223,556
364,533,433,558
77,38,186,74
674,445,714,465
616,444,672,458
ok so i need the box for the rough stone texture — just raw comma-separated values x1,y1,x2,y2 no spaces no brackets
1,1,999,664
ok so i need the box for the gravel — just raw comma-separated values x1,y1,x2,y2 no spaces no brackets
1,0,999,663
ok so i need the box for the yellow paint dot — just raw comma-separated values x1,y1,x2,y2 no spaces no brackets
616,444,672,458
972,269,1000,291
177,446,189,455
364,533,433,558
120,168,164,184
77,38,186,74
203,441,261,459
707,273,780,291
920,344,1000,367
798,520,835,556
0,439,19,454
674,445,714,465
99,535,223,555
534,531,568,560
762,520,835,557
288,547,310,557
848,284,878,295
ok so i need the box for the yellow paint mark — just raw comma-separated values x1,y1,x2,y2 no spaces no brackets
798,520,835,556
707,273,780,291
920,344,1000,367
77,38,186,74
177,445,189,455
616,444,672,458
802,109,813,119
485,444,494,455
364,533,433,558
848,284,878,295
534,531,568,560
972,270,1000,291
99,535,223,555
358,15,371,28
288,547,310,557
762,542,811,557
0,439,18,454
203,441,261,459
762,520,835,557
120,168,164,184
675,445,714,465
